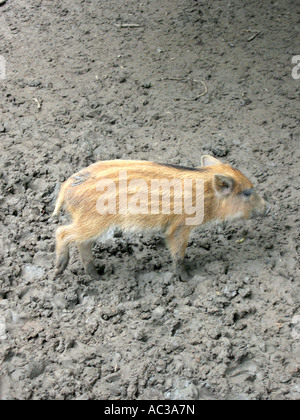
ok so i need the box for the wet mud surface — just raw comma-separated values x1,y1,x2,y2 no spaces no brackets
0,0,300,399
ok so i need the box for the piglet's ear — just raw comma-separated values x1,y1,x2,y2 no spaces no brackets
201,155,222,167
213,174,235,196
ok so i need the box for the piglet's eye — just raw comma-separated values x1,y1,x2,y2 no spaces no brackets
243,189,253,197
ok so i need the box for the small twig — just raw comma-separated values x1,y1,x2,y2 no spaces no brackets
159,76,208,101
33,97,42,110
247,31,262,42
113,23,141,28
181,79,208,101
160,76,186,82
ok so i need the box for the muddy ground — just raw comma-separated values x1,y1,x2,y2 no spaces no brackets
0,0,300,400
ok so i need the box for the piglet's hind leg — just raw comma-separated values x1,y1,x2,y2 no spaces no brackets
54,224,77,276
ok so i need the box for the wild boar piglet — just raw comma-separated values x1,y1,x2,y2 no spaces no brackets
53,156,270,281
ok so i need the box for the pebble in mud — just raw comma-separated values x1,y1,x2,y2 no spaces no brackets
0,320,6,340
291,315,300,340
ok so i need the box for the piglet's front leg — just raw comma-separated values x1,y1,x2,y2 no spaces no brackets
165,222,192,282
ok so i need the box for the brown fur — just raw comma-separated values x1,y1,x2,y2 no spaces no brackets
53,156,269,280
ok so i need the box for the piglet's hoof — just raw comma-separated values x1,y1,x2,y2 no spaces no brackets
85,263,100,280
176,267,190,282
54,255,69,277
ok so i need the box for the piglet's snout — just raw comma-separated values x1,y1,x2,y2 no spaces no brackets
257,199,271,218
250,195,271,219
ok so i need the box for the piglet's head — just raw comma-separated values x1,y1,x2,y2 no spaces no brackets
201,155,271,222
